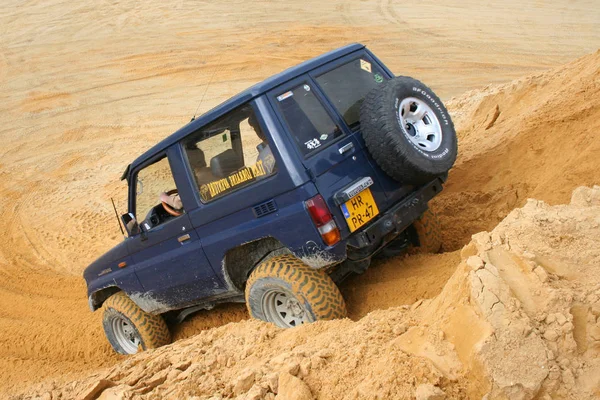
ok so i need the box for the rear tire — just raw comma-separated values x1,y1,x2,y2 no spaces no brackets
410,208,442,253
102,292,171,355
245,255,346,328
360,76,457,185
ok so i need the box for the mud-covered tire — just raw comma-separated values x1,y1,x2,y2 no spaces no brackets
102,291,171,355
245,255,346,328
360,76,457,185
411,208,442,253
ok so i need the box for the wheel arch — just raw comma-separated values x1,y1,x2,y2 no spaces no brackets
223,237,291,291
89,286,122,311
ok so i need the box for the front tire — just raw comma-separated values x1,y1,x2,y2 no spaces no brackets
102,292,171,355
245,255,346,328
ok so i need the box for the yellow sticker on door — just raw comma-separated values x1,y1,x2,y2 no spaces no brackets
360,59,372,73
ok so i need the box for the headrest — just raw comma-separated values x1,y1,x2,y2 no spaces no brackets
210,149,241,178
187,147,206,168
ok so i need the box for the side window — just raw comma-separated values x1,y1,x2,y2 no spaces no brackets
315,57,388,129
275,82,343,157
184,105,277,202
135,156,182,225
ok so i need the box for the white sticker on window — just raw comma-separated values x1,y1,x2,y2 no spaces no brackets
304,138,321,150
360,59,372,73
303,84,311,92
277,91,294,101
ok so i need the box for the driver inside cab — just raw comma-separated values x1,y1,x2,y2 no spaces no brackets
159,191,183,214
158,142,207,217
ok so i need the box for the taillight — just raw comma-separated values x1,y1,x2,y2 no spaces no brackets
305,195,341,246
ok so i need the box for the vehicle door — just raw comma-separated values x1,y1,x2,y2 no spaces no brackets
267,63,395,239
310,51,416,207
126,151,223,312
182,103,314,283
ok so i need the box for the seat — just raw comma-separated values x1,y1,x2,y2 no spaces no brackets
210,149,242,178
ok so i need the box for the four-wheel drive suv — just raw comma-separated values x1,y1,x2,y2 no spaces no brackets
84,43,457,354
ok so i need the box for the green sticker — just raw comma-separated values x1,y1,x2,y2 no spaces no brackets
222,133,228,142
374,73,383,83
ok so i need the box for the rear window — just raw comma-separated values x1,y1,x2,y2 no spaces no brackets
275,83,343,157
315,57,388,129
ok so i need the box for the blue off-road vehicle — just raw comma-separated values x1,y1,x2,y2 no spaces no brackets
84,44,457,354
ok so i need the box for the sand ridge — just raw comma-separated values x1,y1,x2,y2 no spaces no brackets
434,50,600,251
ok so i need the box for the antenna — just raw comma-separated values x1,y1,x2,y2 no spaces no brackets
191,55,222,122
111,197,126,239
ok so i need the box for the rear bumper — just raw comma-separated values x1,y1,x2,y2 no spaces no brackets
346,177,444,252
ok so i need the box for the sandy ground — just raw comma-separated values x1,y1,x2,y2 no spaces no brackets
1,0,599,398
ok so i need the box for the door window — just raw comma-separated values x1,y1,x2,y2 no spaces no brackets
274,82,344,157
184,105,277,202
134,156,182,229
315,57,388,129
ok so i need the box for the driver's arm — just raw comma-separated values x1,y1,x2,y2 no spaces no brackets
159,191,183,210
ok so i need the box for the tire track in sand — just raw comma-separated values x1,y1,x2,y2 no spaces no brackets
0,183,120,394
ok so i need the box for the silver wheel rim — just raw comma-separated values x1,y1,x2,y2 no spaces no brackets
262,289,311,328
112,315,141,354
398,97,443,152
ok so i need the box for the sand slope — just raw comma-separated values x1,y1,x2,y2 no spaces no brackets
1,0,599,398
434,50,600,251
14,189,600,399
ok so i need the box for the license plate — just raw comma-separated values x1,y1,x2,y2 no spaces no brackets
340,188,379,232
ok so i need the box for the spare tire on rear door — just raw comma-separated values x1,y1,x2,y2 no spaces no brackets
359,76,457,185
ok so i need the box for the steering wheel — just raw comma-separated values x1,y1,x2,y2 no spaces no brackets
161,189,183,217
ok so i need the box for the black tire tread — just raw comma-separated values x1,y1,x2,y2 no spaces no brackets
360,76,457,185
245,255,347,321
103,292,171,352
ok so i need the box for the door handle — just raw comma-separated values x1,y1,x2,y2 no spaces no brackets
339,142,354,155
178,234,191,243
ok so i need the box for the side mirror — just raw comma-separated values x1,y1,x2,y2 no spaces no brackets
121,213,140,237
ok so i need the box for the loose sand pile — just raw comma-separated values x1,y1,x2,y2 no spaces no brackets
433,50,600,251
16,187,600,399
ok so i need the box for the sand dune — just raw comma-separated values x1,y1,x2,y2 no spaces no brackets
0,0,599,398
17,49,599,400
